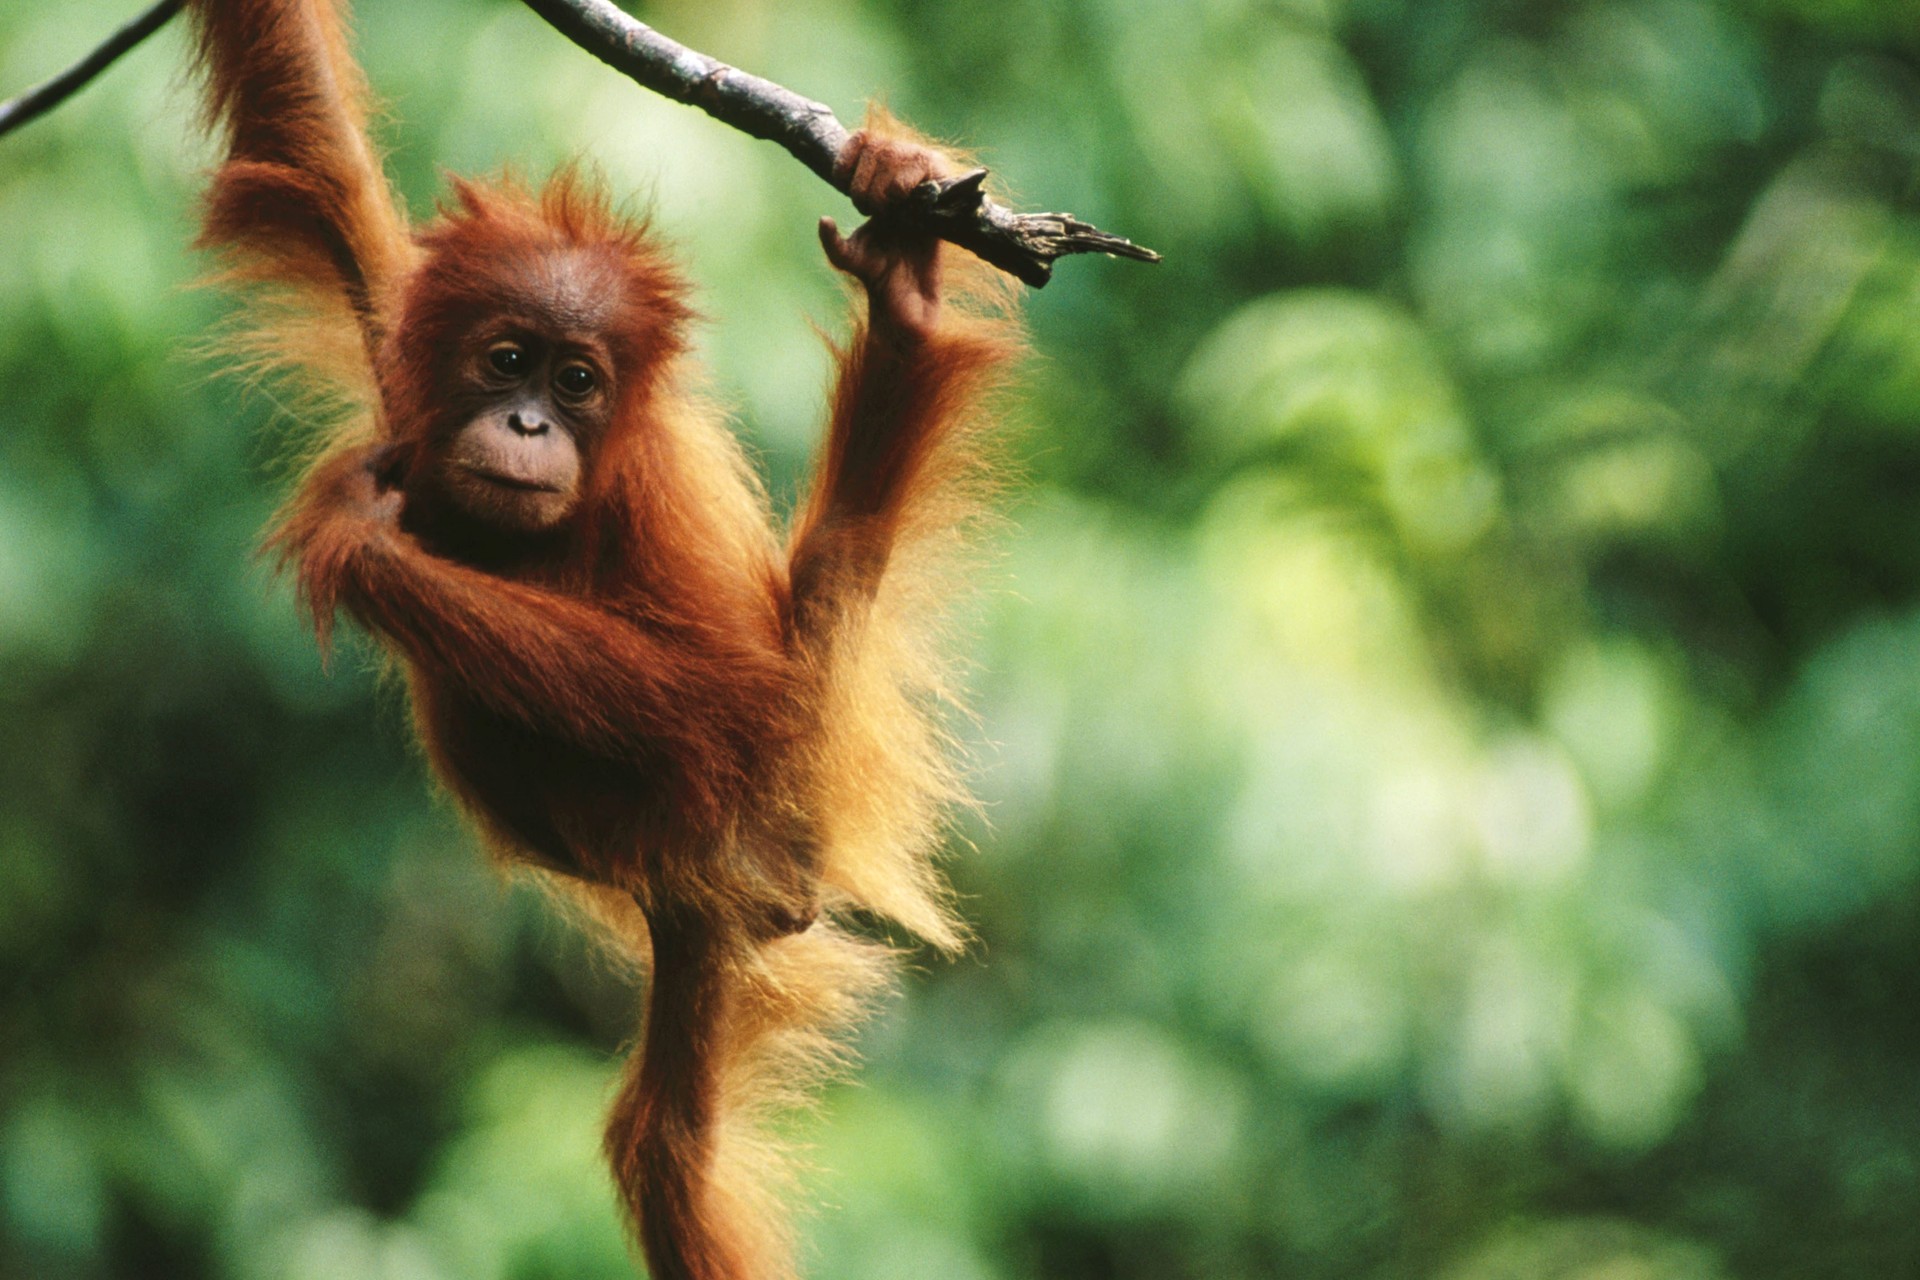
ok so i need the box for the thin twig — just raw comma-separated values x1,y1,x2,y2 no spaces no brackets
0,0,183,140
517,0,1160,287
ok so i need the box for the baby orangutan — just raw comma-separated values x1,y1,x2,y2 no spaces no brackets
189,0,1019,1276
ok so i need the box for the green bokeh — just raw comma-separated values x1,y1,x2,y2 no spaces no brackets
5,0,1920,1276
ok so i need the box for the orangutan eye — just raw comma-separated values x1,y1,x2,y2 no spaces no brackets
556,364,597,398
488,343,528,377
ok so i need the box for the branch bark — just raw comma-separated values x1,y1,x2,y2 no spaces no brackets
0,0,183,140
0,0,1163,287
517,0,1160,287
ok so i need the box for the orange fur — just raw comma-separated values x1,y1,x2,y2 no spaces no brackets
188,2,1021,1277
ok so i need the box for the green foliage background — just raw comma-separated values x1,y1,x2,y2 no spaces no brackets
5,0,1920,1276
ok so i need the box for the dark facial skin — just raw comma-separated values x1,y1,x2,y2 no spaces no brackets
432,330,613,533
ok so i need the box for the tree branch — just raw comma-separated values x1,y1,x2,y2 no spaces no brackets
516,0,1161,288
0,0,183,140
0,0,1163,286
